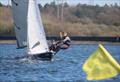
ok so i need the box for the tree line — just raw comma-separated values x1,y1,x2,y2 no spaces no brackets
0,2,120,36
0,1,120,26
38,2,120,26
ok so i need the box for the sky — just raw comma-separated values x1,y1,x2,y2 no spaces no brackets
0,0,120,6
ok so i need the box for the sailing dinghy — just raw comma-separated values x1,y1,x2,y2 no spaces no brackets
11,0,53,60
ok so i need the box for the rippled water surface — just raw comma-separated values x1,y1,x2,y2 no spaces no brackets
0,44,120,82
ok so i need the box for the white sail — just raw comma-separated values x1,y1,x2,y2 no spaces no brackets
27,0,49,55
11,0,28,48
12,0,50,55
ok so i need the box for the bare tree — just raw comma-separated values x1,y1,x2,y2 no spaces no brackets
61,0,64,22
55,0,60,19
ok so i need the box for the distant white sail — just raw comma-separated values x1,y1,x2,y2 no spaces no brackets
12,0,50,55
11,0,28,48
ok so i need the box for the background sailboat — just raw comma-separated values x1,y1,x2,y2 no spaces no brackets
11,0,52,59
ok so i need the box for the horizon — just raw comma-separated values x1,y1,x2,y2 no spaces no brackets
0,0,120,6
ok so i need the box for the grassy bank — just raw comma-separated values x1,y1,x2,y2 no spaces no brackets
0,7,14,36
0,5,120,37
42,14,120,36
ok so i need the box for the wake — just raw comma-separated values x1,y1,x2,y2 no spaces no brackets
15,56,54,64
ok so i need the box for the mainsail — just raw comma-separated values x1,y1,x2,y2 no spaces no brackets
12,0,50,55
12,0,28,48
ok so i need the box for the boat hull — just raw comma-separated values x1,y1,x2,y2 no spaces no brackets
31,52,53,60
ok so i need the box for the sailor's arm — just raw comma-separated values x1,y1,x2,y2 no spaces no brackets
63,36,71,42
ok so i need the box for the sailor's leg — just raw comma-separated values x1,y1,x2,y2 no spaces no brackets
55,45,61,53
60,44,70,49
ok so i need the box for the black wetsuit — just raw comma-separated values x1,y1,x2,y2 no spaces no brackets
61,36,71,49
49,36,71,53
49,42,61,53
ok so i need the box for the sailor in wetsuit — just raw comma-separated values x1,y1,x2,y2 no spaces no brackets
60,32,71,49
49,32,71,54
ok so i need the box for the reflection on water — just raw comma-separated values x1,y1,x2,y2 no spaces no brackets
0,44,120,82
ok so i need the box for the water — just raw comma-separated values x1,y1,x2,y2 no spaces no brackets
0,44,120,82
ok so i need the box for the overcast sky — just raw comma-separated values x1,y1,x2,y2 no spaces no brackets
0,0,120,6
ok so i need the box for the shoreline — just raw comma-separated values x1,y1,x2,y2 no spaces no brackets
0,40,120,45
0,40,16,44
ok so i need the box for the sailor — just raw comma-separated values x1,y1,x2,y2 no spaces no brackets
49,32,71,54
60,32,71,49
49,40,61,53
